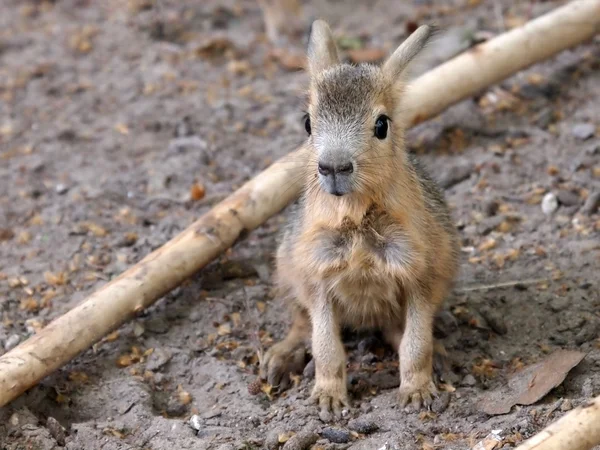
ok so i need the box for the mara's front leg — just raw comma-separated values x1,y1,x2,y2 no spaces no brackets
309,291,350,421
260,307,310,391
398,294,438,411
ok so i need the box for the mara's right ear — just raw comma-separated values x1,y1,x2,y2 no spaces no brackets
382,24,436,81
307,19,340,75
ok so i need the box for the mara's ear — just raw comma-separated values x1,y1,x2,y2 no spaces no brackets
307,19,339,75
382,24,436,81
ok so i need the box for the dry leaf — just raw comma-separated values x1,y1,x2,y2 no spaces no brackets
190,183,206,201
69,371,90,383
217,323,231,336
105,331,120,342
478,238,496,252
116,355,134,367
269,48,306,71
193,38,236,59
177,385,192,405
17,231,31,244
20,297,39,312
114,123,130,135
44,271,67,286
278,431,295,443
478,350,585,415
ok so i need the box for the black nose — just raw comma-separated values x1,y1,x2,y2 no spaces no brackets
318,162,353,176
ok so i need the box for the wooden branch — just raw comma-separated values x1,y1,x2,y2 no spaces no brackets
402,0,600,126
0,0,598,408
515,395,600,450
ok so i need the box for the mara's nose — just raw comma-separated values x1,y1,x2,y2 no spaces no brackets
318,161,353,176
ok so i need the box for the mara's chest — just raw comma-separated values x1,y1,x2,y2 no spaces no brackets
298,208,415,323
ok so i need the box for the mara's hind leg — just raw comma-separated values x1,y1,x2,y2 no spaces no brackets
260,306,310,391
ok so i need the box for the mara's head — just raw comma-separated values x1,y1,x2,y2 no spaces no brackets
303,20,434,197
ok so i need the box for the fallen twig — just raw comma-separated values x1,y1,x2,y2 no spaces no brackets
456,278,548,292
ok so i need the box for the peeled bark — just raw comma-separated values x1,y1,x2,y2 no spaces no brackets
0,0,598,408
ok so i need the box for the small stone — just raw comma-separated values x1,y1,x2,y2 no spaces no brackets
581,191,600,215
561,399,573,411
303,358,315,379
144,318,169,334
361,353,378,364
461,374,477,387
8,408,38,431
4,334,20,350
483,199,500,217
557,190,581,207
46,417,66,446
133,322,145,337
189,414,202,431
581,378,595,398
348,418,378,434
282,431,319,450
549,297,569,312
145,348,172,371
571,123,595,140
55,184,69,195
166,397,188,417
477,215,505,235
265,428,284,450
439,163,472,189
220,260,257,280
575,322,599,345
541,192,558,215
321,427,351,444
434,310,458,338
479,308,508,335
432,392,451,414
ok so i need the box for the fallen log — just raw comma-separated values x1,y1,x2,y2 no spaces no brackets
0,0,598,408
515,394,600,450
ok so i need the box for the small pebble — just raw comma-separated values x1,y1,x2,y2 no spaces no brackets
348,418,378,434
461,374,477,387
581,191,600,215
4,334,20,351
265,428,284,450
303,359,315,379
479,308,508,335
581,378,595,398
432,392,451,414
145,348,172,372
189,414,202,431
321,427,351,444
439,163,472,189
571,123,595,140
541,192,558,215
556,190,581,207
561,399,573,411
55,183,69,195
282,431,319,450
46,417,66,446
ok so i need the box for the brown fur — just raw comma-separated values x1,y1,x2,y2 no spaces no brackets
260,20,459,421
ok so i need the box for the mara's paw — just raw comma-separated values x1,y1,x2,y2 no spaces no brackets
259,342,306,392
398,378,438,412
309,379,350,422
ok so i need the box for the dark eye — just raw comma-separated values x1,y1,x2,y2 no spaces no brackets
374,115,390,140
304,114,311,135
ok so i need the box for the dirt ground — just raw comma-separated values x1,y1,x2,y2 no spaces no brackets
1,0,599,449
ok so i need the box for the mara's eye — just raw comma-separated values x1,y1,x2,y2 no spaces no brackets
304,114,311,135
374,115,390,140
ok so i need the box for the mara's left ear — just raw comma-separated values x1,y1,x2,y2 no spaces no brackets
382,24,436,81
